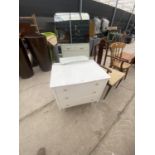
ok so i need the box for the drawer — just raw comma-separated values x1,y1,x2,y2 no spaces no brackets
61,43,89,56
60,94,99,108
55,80,107,101
63,51,89,57
62,47,89,53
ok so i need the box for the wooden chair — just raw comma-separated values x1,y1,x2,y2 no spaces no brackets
93,38,125,99
20,14,39,32
119,33,135,64
19,14,40,37
109,42,132,79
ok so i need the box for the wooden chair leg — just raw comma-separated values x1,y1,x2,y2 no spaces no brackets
115,79,123,88
124,68,129,80
103,85,112,99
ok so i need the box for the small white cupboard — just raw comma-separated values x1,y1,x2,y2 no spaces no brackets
50,58,110,109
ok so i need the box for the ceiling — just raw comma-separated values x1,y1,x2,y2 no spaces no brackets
93,0,135,13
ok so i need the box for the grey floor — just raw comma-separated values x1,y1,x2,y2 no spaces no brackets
19,42,135,155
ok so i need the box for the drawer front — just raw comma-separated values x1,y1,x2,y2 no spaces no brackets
55,80,107,108
60,94,99,108
63,51,89,57
62,45,87,52
61,43,89,51
56,80,106,98
61,44,89,57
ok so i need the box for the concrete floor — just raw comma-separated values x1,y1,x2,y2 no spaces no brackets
19,42,135,155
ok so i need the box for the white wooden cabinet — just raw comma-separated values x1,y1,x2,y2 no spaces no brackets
50,57,110,109
60,43,90,58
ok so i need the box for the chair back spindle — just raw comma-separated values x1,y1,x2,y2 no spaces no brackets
110,42,126,67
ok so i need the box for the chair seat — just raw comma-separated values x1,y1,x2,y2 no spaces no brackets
107,68,125,86
113,60,131,69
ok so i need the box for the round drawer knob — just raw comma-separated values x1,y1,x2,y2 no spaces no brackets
93,91,96,94
95,83,99,86
63,89,67,92
65,97,69,100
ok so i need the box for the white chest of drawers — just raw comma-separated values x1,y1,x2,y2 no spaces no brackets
50,58,110,109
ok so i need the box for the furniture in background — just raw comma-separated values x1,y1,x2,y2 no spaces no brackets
121,52,135,64
90,37,101,56
41,32,59,62
106,31,123,44
93,38,125,99
50,56,110,109
53,38,100,61
89,19,95,37
54,13,90,43
93,39,108,66
109,42,132,79
19,16,55,79
42,32,57,46
19,39,34,79
123,33,132,44
107,26,117,31
25,34,52,72
19,14,40,35
19,33,52,79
